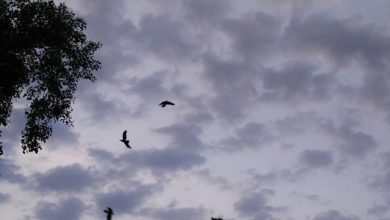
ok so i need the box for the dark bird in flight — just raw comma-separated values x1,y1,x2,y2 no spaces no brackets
211,218,223,220
120,130,131,148
104,207,114,220
159,100,175,107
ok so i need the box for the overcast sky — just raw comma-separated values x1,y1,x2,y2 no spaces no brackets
2,0,390,219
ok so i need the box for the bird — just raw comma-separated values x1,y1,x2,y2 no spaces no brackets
159,100,175,107
211,218,223,220
120,130,131,148
104,207,114,220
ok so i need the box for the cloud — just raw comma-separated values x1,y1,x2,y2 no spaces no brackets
332,124,377,158
0,192,10,204
221,11,281,60
275,111,321,135
201,53,259,120
96,184,158,215
312,209,360,220
129,71,169,100
0,158,26,183
223,122,274,151
34,196,85,220
140,148,206,171
134,13,200,61
182,0,232,26
284,13,390,70
249,168,306,187
261,61,334,102
367,203,390,217
370,152,390,192
154,123,204,150
283,12,390,122
299,149,334,168
47,122,79,148
118,147,206,174
34,163,96,193
234,190,286,220
141,206,208,220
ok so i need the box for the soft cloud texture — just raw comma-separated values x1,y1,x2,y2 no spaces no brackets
1,0,390,219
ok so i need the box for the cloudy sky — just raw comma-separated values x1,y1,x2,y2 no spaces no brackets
2,0,390,219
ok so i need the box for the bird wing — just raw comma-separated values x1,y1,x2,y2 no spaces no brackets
122,130,127,140
125,140,131,148
166,101,175,105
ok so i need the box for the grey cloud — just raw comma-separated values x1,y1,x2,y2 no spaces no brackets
180,96,215,125
34,163,96,193
335,124,377,158
119,147,206,174
261,61,334,102
184,110,214,125
87,148,116,163
134,13,200,61
127,70,188,116
223,122,274,150
275,111,321,135
47,122,79,148
78,92,134,125
321,120,377,158
76,0,139,82
367,203,389,217
35,197,85,220
284,13,390,70
202,53,258,120
234,190,286,220
371,171,390,192
221,11,281,59
154,123,204,150
141,206,208,220
183,0,232,26
0,158,26,183
196,169,232,190
299,149,333,168
0,192,10,204
312,209,360,220
140,148,206,171
89,145,205,179
96,184,157,215
129,71,168,99
249,168,306,187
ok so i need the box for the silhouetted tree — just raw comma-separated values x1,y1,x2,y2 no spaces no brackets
0,0,101,153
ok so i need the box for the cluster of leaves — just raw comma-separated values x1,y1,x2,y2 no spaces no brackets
0,0,101,153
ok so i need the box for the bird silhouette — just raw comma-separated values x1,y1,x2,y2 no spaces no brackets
104,207,114,220
211,218,223,220
120,130,131,148
159,100,175,107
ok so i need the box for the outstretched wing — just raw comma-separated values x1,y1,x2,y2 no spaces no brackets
125,141,131,148
165,101,175,105
122,130,127,140
159,100,175,107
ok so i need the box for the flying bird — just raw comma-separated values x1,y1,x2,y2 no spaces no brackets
120,130,131,148
211,218,223,220
159,100,175,107
104,207,114,220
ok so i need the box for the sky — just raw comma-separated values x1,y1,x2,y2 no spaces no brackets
2,0,390,219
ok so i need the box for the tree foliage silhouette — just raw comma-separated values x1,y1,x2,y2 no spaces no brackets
0,0,101,153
